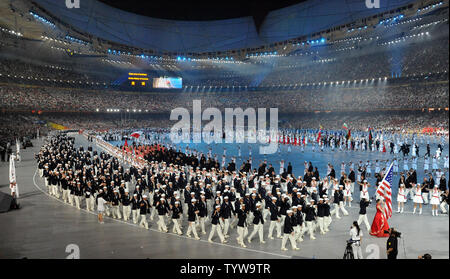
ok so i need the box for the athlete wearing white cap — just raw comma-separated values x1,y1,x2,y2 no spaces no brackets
247,202,265,244
281,210,299,251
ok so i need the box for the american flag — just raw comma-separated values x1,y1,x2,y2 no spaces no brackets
376,162,394,219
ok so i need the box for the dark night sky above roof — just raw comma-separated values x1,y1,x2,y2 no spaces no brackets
98,0,307,32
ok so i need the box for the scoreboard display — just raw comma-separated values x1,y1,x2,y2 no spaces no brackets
127,74,182,89
128,73,149,87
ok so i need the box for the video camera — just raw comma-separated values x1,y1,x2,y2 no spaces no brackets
418,253,432,259
384,228,401,238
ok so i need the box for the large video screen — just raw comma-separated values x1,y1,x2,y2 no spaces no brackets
153,77,182,89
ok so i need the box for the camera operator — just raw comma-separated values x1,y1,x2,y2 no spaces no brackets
418,253,432,259
349,221,363,259
386,228,400,259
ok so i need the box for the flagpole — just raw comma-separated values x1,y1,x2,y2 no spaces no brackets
377,162,394,220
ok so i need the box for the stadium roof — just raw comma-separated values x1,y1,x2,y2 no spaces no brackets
34,0,417,53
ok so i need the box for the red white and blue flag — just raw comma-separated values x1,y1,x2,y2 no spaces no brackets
376,162,393,219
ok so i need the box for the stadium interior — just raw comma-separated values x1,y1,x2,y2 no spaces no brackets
0,0,448,260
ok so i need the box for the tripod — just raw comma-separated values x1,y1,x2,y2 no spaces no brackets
343,240,355,259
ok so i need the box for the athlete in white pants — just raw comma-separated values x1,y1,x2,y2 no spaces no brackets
52,182,60,198
139,196,150,229
222,217,231,237
305,220,316,240
322,199,332,232
172,219,183,235
357,198,371,231
281,210,299,251
186,199,200,240
263,194,272,221
112,204,121,219
304,201,317,240
294,205,305,241
199,212,207,235
122,203,131,221
317,215,325,235
339,201,349,216
121,191,131,221
158,214,168,232
171,202,183,235
247,203,265,243
139,214,149,229
62,187,70,203
209,224,226,243
208,206,227,243
331,201,342,219
44,170,50,193
405,187,415,201
236,225,247,248
74,185,82,210
86,194,95,212
131,194,140,224
111,192,122,219
156,199,169,232
422,189,430,205
132,208,139,224
186,221,200,239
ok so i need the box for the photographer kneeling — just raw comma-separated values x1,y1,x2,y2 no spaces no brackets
386,228,400,259
349,221,363,259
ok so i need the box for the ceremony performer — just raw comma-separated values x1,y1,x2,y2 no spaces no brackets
369,199,390,237
396,184,406,213
413,184,425,215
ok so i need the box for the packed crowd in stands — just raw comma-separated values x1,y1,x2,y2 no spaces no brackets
45,111,450,133
0,58,100,83
0,80,448,113
0,113,46,161
0,110,446,145
279,111,449,132
42,114,172,131
0,8,447,151
259,36,449,87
